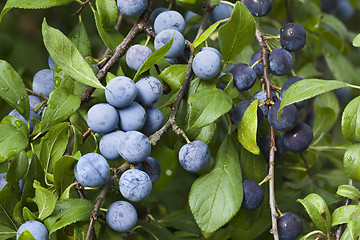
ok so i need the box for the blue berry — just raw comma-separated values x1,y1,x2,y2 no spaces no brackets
268,101,298,132
333,0,355,21
210,2,233,24
99,131,125,160
259,135,285,162
117,131,151,164
86,103,119,133
231,63,257,91
244,0,272,17
150,8,169,28
119,169,152,202
192,50,221,80
280,23,307,52
141,107,164,136
283,122,313,153
16,220,48,240
106,201,138,232
154,10,186,34
32,69,55,97
118,102,147,131
48,55,55,70
280,77,307,109
154,29,185,58
178,141,211,173
116,0,148,16
74,153,110,188
135,76,163,107
200,47,222,59
126,45,153,71
105,76,137,108
242,179,264,210
277,212,303,240
269,48,293,76
251,90,278,117
249,50,263,76
136,157,161,184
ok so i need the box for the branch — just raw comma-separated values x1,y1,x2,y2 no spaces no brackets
255,28,279,240
149,4,214,146
80,0,155,104
26,88,49,101
73,0,92,16
85,162,131,240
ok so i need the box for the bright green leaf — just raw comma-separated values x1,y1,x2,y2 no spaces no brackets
1,115,29,138
32,180,56,220
193,21,221,49
159,64,187,92
0,60,29,120
17,229,36,240
42,19,104,89
53,156,76,196
297,193,332,234
96,0,118,28
0,123,28,163
218,2,255,63
237,100,260,155
353,33,360,47
189,135,242,233
348,207,360,240
332,205,358,226
337,185,360,201
343,144,360,182
188,88,232,129
69,21,91,57
342,96,360,142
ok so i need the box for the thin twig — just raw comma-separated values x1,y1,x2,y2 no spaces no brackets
26,88,49,101
335,179,355,240
255,28,279,240
85,162,131,240
73,0,92,16
82,129,93,142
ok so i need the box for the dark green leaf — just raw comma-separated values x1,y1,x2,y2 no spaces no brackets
40,87,81,133
0,60,29,120
159,65,187,92
337,185,360,201
32,180,56,220
0,224,17,240
69,21,91,57
189,135,242,233
313,92,340,137
98,224,124,240
332,205,358,226
138,220,176,240
343,144,360,182
53,156,76,196
42,19,105,89
188,88,232,129
320,14,347,41
348,207,360,240
279,79,347,119
186,122,217,145
44,198,94,236
237,100,260,155
342,96,360,142
92,7,124,51
0,123,28,162
239,145,267,183
39,123,69,173
297,193,332,234
354,34,360,47
0,0,72,22
133,38,174,82
0,189,18,231
159,210,202,234
193,21,221,49
223,74,240,99
96,0,118,28
6,151,28,183
218,2,255,63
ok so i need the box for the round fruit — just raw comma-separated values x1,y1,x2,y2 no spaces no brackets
118,102,147,131
259,135,285,162
283,122,313,153
154,29,185,58
86,103,119,133
116,0,148,16
244,0,272,17
16,220,48,240
192,50,221,80
210,2,233,24
268,101,298,132
135,76,163,107
154,10,186,34
141,107,164,136
126,45,153,71
106,201,138,232
269,48,293,76
242,179,264,210
117,131,151,164
32,69,55,97
230,63,257,91
105,76,137,108
178,141,211,173
150,8,168,28
99,131,125,160
119,169,152,202
277,212,303,240
251,90,278,117
280,23,307,52
136,157,161,184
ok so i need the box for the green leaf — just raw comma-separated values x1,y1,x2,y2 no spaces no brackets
239,142,267,183
0,60,29,120
133,37,174,82
188,88,232,129
0,189,18,231
223,74,240,99
0,0,72,22
69,21,91,57
237,100,260,155
0,123,28,162
342,96,360,142
343,144,360,182
348,207,360,240
96,0,118,28
279,79,347,119
0,224,17,240
44,198,93,236
138,220,176,240
23,207,38,222
42,19,104,89
332,205,358,226
92,7,124,51
1,115,28,138
193,21,221,49
353,33,360,47
337,185,360,201
218,2,255,63
313,92,340,137
297,193,332,234
186,122,217,145
189,135,242,233
32,180,56,220
39,123,69,173
53,156,76,196
6,151,28,183
17,229,36,240
159,210,202,234
39,87,81,133
159,65,187,92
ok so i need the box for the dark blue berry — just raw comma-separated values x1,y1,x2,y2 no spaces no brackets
269,48,293,76
268,101,298,132
277,212,303,240
283,122,313,153
280,23,307,52
242,179,264,210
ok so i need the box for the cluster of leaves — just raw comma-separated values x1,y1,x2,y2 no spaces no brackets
0,0,359,240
